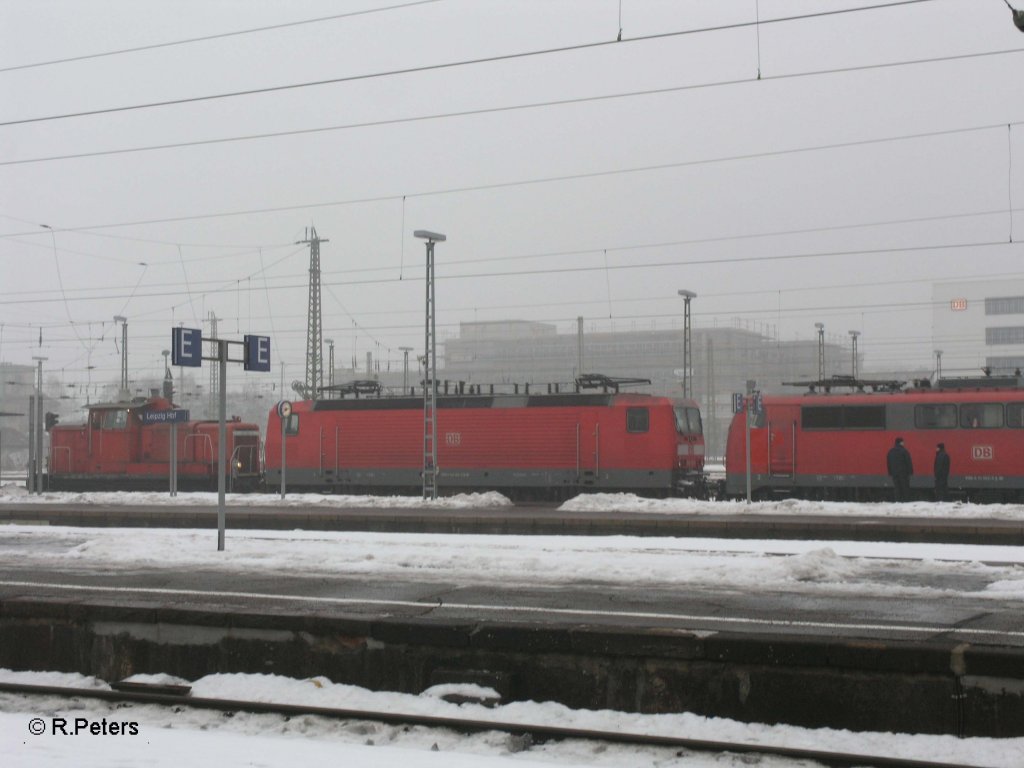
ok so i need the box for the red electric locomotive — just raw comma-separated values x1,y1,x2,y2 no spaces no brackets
47,396,262,491
724,375,1024,502
264,376,706,499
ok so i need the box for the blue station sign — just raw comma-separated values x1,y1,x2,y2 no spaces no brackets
243,334,271,372
141,409,190,424
172,327,202,367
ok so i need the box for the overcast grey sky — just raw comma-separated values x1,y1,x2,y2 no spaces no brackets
1,0,1022,391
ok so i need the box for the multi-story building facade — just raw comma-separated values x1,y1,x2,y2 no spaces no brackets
933,279,1024,377
441,320,853,458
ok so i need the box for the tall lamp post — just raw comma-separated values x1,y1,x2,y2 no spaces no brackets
325,339,335,393
399,346,414,394
161,349,173,400
848,330,860,380
814,322,825,382
678,290,697,398
114,315,128,399
31,355,46,494
414,230,445,500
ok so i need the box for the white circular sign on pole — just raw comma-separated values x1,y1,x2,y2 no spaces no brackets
277,400,292,418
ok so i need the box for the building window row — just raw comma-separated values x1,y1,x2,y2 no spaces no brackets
985,326,1024,345
985,296,1024,316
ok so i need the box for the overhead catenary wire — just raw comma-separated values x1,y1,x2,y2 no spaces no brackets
0,0,445,74
0,239,1012,309
4,121,1022,240
1,206,1021,313
4,50,1022,168
0,0,953,128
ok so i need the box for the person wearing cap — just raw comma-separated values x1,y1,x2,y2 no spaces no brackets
934,443,950,501
886,437,913,502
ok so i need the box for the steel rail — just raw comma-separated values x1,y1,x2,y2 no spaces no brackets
0,681,990,768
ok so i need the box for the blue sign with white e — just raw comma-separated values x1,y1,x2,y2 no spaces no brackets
243,335,271,372
172,327,202,367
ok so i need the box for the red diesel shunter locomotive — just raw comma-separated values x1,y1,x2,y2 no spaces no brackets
264,377,706,499
724,375,1024,502
47,396,262,491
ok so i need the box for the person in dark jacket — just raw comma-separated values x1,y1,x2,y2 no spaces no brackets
934,443,950,501
886,437,913,501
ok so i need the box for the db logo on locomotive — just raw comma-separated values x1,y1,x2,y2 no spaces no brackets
972,445,994,461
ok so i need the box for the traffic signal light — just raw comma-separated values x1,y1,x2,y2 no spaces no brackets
44,412,59,431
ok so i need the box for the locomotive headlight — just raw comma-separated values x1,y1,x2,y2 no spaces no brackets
235,460,243,470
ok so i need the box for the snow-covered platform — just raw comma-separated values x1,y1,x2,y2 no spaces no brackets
1,502,1023,738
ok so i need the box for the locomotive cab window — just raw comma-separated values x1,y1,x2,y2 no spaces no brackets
960,403,1003,429
1007,403,1024,428
673,406,703,435
914,404,957,429
285,413,300,436
686,407,702,434
626,407,649,433
802,405,884,430
101,410,129,430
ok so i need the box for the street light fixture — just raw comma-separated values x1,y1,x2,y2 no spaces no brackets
677,290,697,398
414,230,446,500
1005,1,1024,32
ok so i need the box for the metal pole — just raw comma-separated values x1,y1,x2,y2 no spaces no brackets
815,322,825,381
400,346,413,394
849,331,859,380
169,423,177,497
678,290,696,399
122,320,128,396
415,230,445,500
36,387,43,492
745,380,754,504
577,316,584,375
27,395,35,493
424,239,438,499
217,339,227,551
280,409,287,499
34,357,45,493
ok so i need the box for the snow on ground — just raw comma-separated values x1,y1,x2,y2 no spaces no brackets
1,668,1021,768
2,525,1023,600
1,485,1023,765
560,492,1024,520
0,483,513,509
4,480,1024,521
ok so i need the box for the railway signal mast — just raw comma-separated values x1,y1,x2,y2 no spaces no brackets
113,315,128,399
678,290,696,398
414,230,445,500
298,227,328,400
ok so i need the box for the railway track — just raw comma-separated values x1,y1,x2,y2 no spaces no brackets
0,681,995,768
